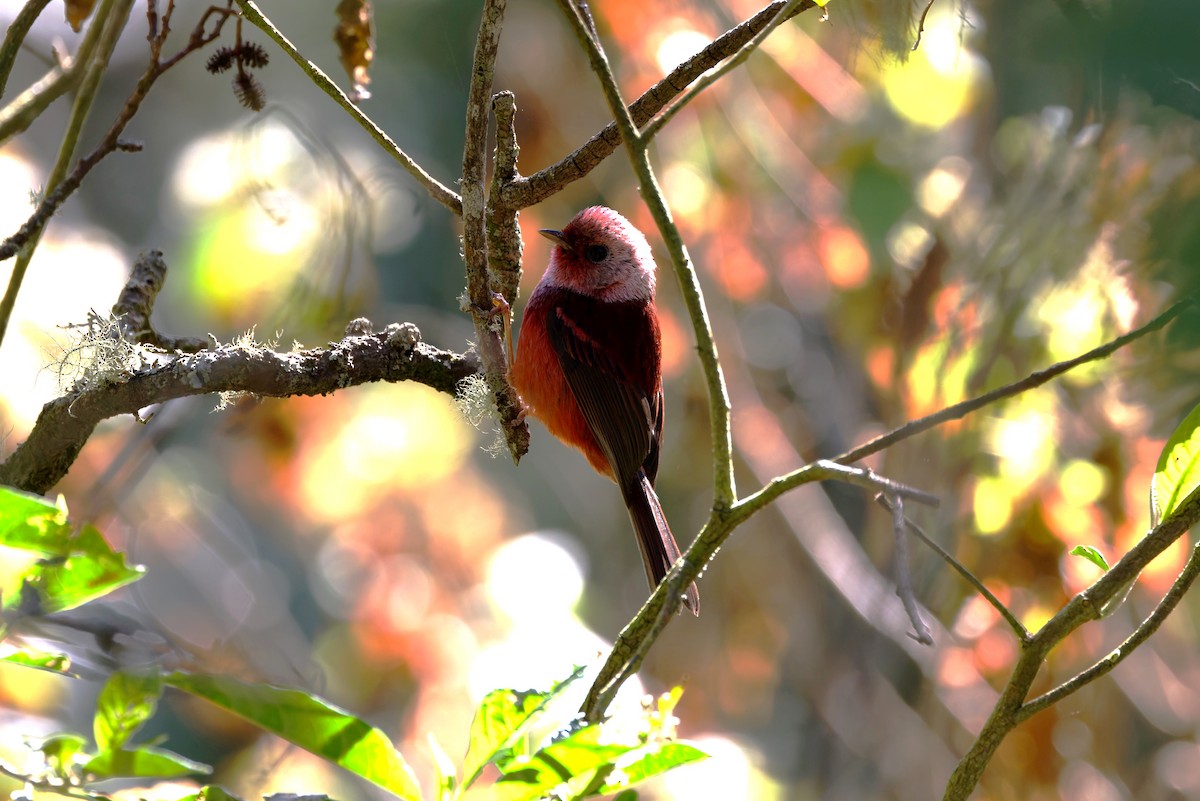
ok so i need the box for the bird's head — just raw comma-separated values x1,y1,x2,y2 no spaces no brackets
538,206,657,303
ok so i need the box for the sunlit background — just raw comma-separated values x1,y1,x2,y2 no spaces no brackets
2,0,1200,798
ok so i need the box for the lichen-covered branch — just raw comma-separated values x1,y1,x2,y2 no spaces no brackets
112,250,209,352
0,254,480,495
459,0,529,464
0,325,478,495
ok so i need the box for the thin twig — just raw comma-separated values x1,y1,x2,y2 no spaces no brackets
885,494,934,644
0,0,54,100
641,0,806,142
1016,539,1200,721
834,299,1194,467
736,459,940,518
498,0,816,211
0,0,135,349
484,91,531,459
912,0,937,50
882,498,1027,639
234,0,463,216
486,91,523,306
942,482,1200,800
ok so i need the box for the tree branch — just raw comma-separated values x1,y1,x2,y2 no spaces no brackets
458,0,528,465
0,254,480,495
0,0,234,346
0,0,136,351
234,0,463,216
941,479,1200,800
641,0,809,142
583,300,1187,723
111,250,213,352
833,299,1194,467
498,0,816,210
0,0,56,103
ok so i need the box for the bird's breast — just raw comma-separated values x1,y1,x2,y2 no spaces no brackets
510,290,613,477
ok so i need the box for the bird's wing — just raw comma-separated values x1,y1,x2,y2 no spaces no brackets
546,303,657,486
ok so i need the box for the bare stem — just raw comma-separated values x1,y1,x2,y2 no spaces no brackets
0,0,135,348
0,0,55,100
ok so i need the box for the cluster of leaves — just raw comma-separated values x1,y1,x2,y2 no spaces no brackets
0,487,705,800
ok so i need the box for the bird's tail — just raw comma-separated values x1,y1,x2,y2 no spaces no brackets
623,471,700,615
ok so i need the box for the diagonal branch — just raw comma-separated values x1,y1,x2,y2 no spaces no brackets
1016,538,1200,721
584,300,1188,723
942,483,1200,800
498,0,816,210
641,0,809,142
833,299,1194,467
235,0,463,216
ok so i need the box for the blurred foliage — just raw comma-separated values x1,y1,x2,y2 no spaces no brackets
0,488,704,800
0,0,1199,799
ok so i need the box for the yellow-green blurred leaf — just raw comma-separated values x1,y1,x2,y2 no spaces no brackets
1151,400,1200,528
167,672,422,800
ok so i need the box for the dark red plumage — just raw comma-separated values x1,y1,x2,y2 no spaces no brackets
510,206,699,614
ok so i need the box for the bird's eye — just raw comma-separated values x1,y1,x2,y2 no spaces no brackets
584,244,609,263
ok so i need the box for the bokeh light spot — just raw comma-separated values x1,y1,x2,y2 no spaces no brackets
655,27,712,75
818,225,869,289
918,156,971,218
973,476,1013,535
299,384,470,521
1060,459,1106,507
486,533,584,621
879,9,986,129
662,162,711,221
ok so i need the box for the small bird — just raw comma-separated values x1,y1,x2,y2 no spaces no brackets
510,206,700,614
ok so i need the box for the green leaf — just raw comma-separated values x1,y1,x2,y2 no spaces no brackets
0,648,72,674
166,672,423,801
173,785,246,801
462,689,548,787
83,744,211,779
490,723,633,801
0,487,144,614
600,742,709,793
1152,400,1200,527
94,670,164,751
1069,545,1110,572
461,666,585,790
0,486,69,552
28,524,145,613
34,732,90,777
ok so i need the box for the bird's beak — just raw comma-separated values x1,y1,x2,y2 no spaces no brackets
539,228,568,248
